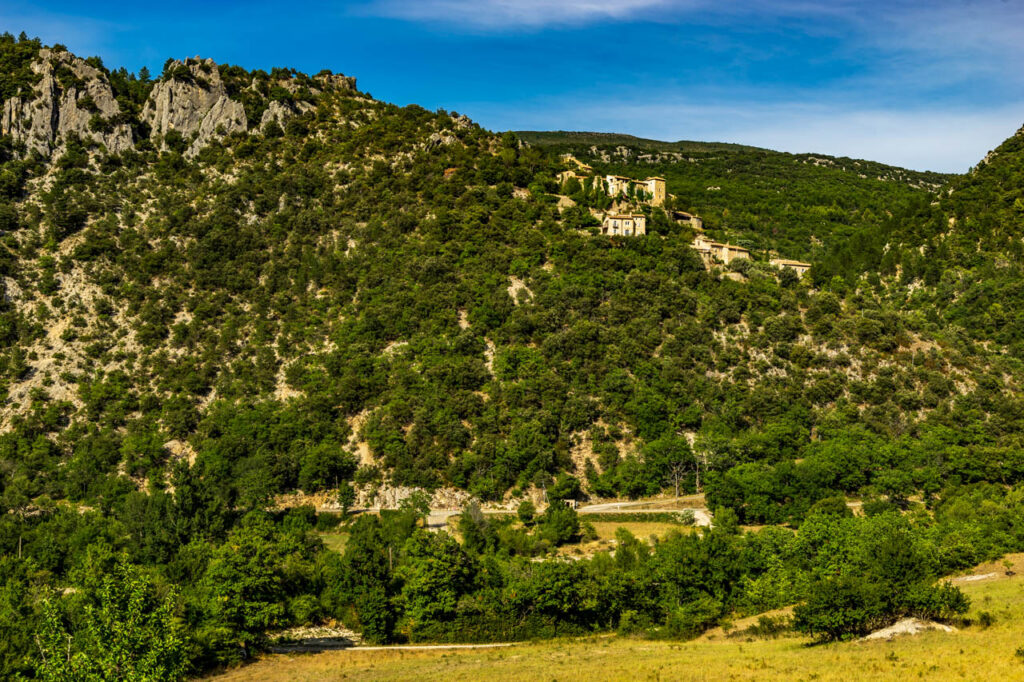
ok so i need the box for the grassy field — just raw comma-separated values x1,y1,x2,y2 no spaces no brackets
210,555,1024,681
316,531,349,554
586,520,692,542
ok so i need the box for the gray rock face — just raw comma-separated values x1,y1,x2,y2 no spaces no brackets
2,50,360,163
426,131,457,149
188,95,247,157
0,49,133,158
314,73,356,92
258,99,315,130
142,58,249,157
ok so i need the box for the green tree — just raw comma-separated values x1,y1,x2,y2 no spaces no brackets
197,514,297,659
337,482,356,514
537,501,580,546
793,574,887,641
400,531,475,628
517,499,536,525
399,490,432,526
35,559,187,681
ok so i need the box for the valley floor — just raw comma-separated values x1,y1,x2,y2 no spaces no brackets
210,555,1024,681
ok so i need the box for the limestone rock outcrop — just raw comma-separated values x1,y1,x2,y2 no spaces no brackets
0,49,133,158
142,58,248,157
314,73,356,92
258,99,315,130
2,50,360,162
188,95,247,157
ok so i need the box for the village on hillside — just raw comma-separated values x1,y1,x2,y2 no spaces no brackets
557,155,812,276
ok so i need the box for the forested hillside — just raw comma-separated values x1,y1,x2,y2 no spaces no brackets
2,32,1024,678
519,130,951,279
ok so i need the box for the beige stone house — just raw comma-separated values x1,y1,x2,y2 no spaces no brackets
604,174,666,205
691,234,750,265
602,213,647,236
557,169,585,185
770,258,812,276
605,175,633,197
673,210,704,230
638,177,667,206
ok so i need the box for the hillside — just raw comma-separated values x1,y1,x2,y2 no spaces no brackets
3,32,1024,679
877,125,1024,352
1,31,1024,538
517,129,952,269
515,130,765,154
0,39,1002,512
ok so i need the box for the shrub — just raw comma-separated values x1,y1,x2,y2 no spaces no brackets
794,575,887,641
536,502,580,546
617,609,650,635
664,595,722,639
516,499,536,525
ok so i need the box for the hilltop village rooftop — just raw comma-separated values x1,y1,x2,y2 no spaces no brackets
557,156,667,206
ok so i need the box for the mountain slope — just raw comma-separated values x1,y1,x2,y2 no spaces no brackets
4,33,1024,678
0,36,1021,519
875,126,1024,352
517,129,952,269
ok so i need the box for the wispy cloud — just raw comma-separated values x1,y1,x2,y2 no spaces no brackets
363,0,677,28
360,0,1023,170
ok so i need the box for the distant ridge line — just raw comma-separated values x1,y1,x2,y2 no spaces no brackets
513,130,765,154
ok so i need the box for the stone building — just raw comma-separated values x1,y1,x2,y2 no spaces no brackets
673,210,704,231
602,213,647,236
638,177,667,206
603,174,666,205
557,168,600,187
605,175,634,197
691,235,750,265
770,258,812,276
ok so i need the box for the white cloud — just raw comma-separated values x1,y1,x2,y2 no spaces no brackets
364,0,676,28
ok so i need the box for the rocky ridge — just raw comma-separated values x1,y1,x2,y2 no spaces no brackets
2,51,359,160
0,48,132,157
141,58,247,157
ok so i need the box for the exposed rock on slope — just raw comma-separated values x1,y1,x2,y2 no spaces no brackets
0,48,133,157
316,73,357,92
188,93,246,157
259,99,315,130
142,57,247,156
2,49,359,161
860,618,954,641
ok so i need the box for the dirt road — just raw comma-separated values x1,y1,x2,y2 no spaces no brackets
348,499,714,530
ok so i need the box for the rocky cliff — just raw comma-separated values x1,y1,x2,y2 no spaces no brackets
0,48,133,157
259,99,316,129
2,49,357,161
141,57,247,157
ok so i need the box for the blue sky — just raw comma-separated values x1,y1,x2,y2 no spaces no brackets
2,0,1022,172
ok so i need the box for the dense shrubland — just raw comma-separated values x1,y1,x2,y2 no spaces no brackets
1,33,1023,677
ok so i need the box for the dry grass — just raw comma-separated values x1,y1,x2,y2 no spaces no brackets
586,521,692,541
316,531,349,554
209,555,1024,682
